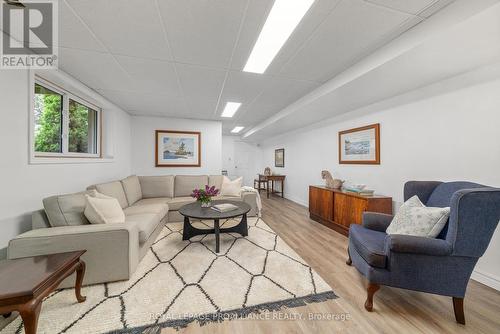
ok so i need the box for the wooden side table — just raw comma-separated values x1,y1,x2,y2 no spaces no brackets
264,174,286,198
0,251,87,334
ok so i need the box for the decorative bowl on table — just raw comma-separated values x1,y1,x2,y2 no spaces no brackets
343,183,367,193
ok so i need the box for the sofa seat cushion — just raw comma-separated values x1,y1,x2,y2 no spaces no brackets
350,224,388,269
125,213,162,243
133,198,171,206
166,197,196,211
124,203,168,219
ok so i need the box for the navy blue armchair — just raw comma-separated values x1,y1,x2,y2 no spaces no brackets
347,181,500,324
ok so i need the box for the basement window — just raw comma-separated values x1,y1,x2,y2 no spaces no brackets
32,78,101,159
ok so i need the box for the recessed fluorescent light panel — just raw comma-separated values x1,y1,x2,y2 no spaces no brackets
243,0,315,74
231,126,245,133
221,102,242,118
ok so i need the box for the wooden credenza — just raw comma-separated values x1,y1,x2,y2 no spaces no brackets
309,185,392,236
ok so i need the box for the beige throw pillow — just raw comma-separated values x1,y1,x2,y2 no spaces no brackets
220,176,243,197
84,192,125,224
386,195,450,238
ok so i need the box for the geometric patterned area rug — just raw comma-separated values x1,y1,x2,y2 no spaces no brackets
1,217,336,334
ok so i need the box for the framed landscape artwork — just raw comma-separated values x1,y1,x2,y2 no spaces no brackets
339,123,380,164
155,130,201,167
275,148,285,167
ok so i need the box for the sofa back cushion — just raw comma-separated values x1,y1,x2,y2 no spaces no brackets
209,175,224,191
43,191,92,227
121,175,142,206
91,181,129,209
175,175,208,197
139,175,174,198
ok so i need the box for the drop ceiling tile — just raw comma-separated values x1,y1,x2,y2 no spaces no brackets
97,89,188,117
236,77,320,125
114,55,182,95
278,0,414,82
65,0,172,60
157,0,247,68
214,70,278,116
175,63,227,118
59,48,133,92
58,1,105,52
230,0,342,74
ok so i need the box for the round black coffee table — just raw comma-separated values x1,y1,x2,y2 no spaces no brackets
179,200,251,253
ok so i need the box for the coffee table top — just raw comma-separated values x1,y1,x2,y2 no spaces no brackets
179,200,251,220
0,251,85,306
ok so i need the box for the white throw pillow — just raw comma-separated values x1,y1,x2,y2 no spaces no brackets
386,195,450,238
84,193,125,224
220,176,243,197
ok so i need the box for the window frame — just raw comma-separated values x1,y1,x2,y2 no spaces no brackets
30,76,102,161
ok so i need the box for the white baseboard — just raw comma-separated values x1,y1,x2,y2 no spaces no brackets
471,270,500,291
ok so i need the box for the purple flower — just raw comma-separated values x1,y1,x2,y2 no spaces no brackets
191,185,219,201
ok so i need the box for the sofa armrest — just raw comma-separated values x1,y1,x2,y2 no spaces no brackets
385,234,453,256
241,191,259,217
362,212,393,232
8,223,140,286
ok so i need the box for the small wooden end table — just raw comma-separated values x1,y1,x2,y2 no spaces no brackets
259,174,286,198
0,251,87,334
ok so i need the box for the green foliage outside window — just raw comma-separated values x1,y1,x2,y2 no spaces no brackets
69,100,94,153
34,83,97,155
34,92,62,153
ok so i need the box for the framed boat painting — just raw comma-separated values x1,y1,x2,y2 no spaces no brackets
155,130,201,167
338,123,380,164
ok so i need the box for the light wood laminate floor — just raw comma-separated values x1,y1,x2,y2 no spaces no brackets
163,195,500,334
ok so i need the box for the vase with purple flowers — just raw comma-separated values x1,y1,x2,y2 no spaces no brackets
191,185,219,207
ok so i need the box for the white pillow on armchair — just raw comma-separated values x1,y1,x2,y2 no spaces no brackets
220,176,243,197
386,195,450,238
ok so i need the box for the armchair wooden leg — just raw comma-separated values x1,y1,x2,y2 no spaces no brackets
346,247,352,266
453,297,465,325
365,283,380,312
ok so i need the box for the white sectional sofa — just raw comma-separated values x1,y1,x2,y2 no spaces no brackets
7,175,258,287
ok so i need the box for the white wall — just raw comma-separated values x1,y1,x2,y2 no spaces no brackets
222,136,261,186
131,116,222,176
222,136,237,177
0,70,132,251
258,77,500,290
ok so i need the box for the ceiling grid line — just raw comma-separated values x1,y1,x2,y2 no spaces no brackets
56,44,322,87
362,0,421,16
274,0,344,79
212,0,251,119
228,0,343,131
154,0,192,116
62,0,134,83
